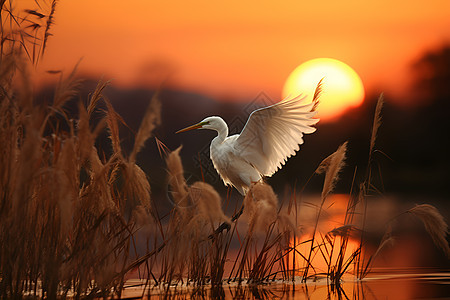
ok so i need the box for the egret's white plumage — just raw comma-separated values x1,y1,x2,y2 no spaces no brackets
177,87,321,196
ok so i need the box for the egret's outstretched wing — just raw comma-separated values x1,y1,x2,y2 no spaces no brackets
234,93,320,177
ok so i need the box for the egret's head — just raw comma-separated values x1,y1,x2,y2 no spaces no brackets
176,116,225,133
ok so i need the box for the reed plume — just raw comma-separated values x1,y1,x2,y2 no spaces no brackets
77,101,105,162
163,146,235,285
87,79,110,117
130,93,161,163
122,162,152,213
41,0,58,61
316,141,348,200
121,92,160,215
369,94,384,156
408,204,450,258
189,181,230,225
311,78,323,112
243,182,278,233
166,147,228,233
166,146,189,213
53,60,83,110
104,97,125,156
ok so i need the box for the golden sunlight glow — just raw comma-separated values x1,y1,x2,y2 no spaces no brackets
282,58,365,121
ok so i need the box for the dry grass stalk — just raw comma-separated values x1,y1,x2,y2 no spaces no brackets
369,93,384,156
356,94,385,278
15,56,34,111
81,147,117,214
166,146,189,214
104,97,125,157
361,204,450,277
130,93,161,163
1,1,55,65
372,236,395,263
408,204,450,258
316,141,348,201
87,79,110,117
358,224,394,278
122,162,152,212
40,0,58,61
243,182,278,233
77,101,96,161
0,54,158,299
12,116,43,215
186,182,231,285
329,224,361,239
227,182,290,284
0,56,16,92
301,142,348,282
157,146,239,286
163,147,200,283
311,78,323,112
53,136,78,232
189,181,230,226
53,60,83,110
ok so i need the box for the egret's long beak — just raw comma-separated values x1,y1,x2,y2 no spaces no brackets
176,122,205,134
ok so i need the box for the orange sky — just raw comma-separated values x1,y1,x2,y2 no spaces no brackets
26,0,450,102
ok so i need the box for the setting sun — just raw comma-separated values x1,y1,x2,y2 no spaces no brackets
282,58,365,121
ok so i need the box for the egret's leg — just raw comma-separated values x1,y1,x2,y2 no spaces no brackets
209,195,245,238
231,205,244,222
231,179,261,222
210,222,231,238
230,179,261,222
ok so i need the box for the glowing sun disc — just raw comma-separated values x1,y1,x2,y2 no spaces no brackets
282,58,365,121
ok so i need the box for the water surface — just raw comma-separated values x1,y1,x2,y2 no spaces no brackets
120,271,450,299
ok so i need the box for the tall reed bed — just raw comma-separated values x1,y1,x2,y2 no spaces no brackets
0,8,162,292
1,2,157,297
2,2,449,299
0,53,162,299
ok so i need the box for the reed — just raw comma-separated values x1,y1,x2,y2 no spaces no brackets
2,3,449,298
0,3,160,294
407,204,450,258
301,142,348,281
0,62,153,298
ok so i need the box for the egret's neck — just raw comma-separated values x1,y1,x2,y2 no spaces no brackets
213,117,228,143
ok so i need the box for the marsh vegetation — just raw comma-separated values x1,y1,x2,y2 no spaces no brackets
0,1,449,299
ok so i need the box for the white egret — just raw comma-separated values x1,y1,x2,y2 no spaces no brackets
177,83,322,196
